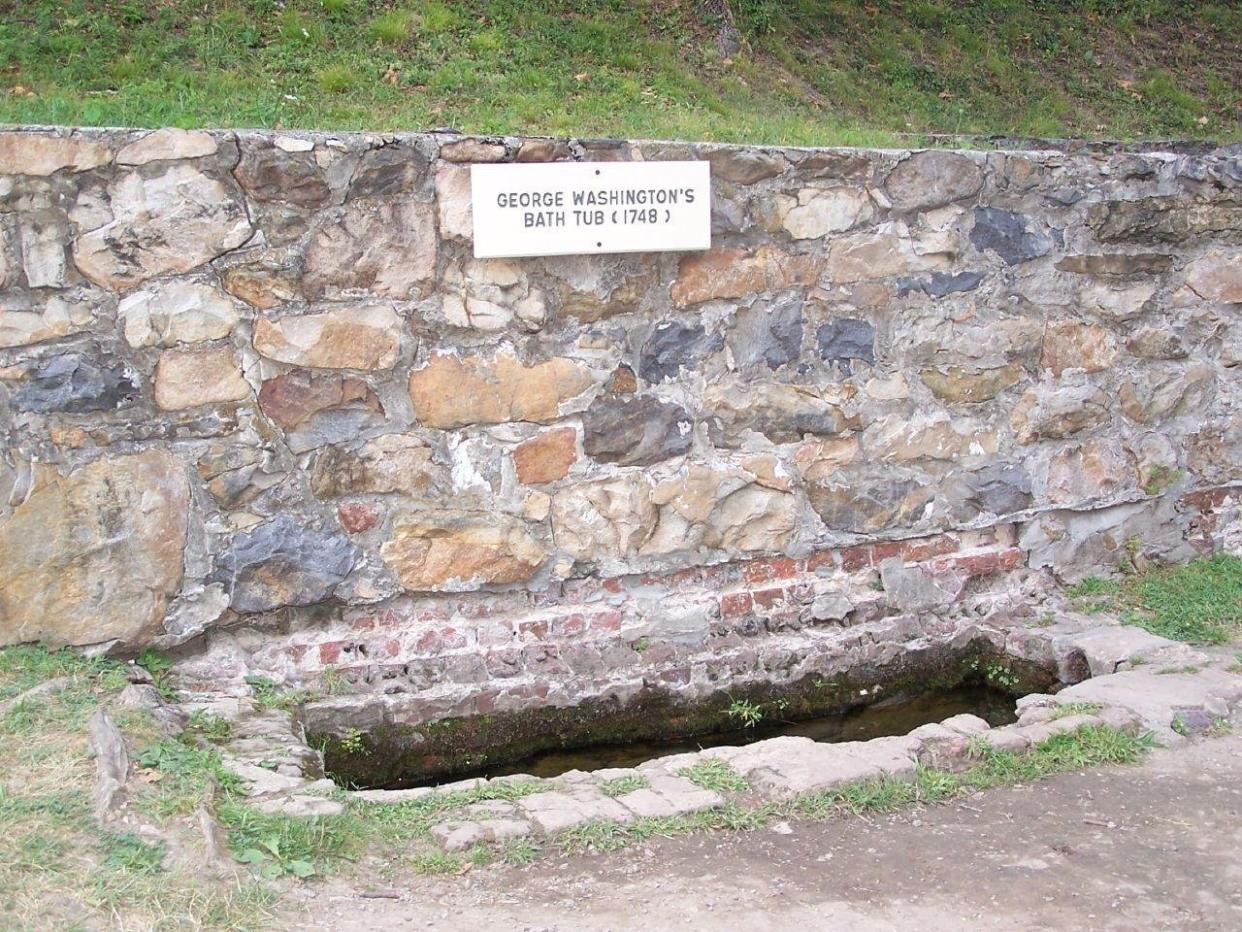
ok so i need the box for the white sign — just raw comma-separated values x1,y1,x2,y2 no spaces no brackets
470,160,711,259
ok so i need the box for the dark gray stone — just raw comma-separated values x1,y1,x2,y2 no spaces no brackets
235,144,332,208
348,145,430,200
214,515,359,613
637,321,723,382
816,318,875,373
897,270,984,298
730,293,803,370
969,208,1055,265
11,352,139,413
581,395,693,467
964,463,1033,515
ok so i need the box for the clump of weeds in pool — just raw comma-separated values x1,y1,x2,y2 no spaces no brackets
983,662,1019,691
599,775,649,797
338,727,369,757
677,759,750,794
725,697,764,728
1064,554,1242,644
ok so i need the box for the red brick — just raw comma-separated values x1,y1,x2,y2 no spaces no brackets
414,625,468,653
838,545,871,572
741,556,801,585
751,585,787,609
804,549,838,573
318,640,346,665
719,591,754,617
515,618,550,641
934,547,1024,577
289,643,309,664
869,540,903,564
899,534,959,562
549,613,587,637
1181,487,1232,511
587,608,623,633
476,620,515,648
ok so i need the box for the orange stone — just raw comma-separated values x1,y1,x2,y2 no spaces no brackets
513,427,578,485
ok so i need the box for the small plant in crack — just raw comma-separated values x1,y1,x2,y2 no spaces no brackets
725,697,764,728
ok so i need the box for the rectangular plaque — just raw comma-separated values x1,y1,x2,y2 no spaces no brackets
470,160,711,259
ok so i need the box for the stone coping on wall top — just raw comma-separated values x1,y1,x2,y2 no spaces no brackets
2,122,1236,159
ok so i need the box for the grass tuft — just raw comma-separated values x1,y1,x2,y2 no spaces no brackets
677,759,750,794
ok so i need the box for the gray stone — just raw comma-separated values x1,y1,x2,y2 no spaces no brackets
1057,626,1185,677
897,270,984,297
430,820,488,852
637,320,723,382
348,145,429,200
11,352,139,413
213,516,359,613
730,292,803,370
1087,196,1242,244
879,557,962,612
479,818,532,842
89,709,129,822
969,208,1055,265
808,591,855,623
705,379,852,444
964,463,1033,515
254,794,345,818
884,150,984,211
581,395,693,467
817,318,875,372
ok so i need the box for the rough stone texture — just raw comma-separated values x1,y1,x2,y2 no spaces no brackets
10,351,139,413
303,200,436,299
407,352,596,428
0,132,110,176
213,516,358,613
116,129,217,165
381,515,546,592
513,427,578,485
253,305,401,370
118,281,241,348
582,395,694,467
729,293,803,370
73,164,252,289
969,208,1055,265
884,150,984,211
154,346,249,410
0,127,1238,716
0,451,189,648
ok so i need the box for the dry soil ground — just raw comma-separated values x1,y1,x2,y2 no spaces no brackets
283,730,1242,931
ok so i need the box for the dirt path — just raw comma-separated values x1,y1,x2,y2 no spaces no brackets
285,732,1242,931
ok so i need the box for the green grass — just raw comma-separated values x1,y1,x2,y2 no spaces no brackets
1068,554,1242,645
0,1,1237,143
599,774,649,797
677,758,750,794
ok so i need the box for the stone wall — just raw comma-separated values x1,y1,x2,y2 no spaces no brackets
1,126,1240,722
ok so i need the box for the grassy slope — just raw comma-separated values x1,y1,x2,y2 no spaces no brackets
0,1,1237,145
